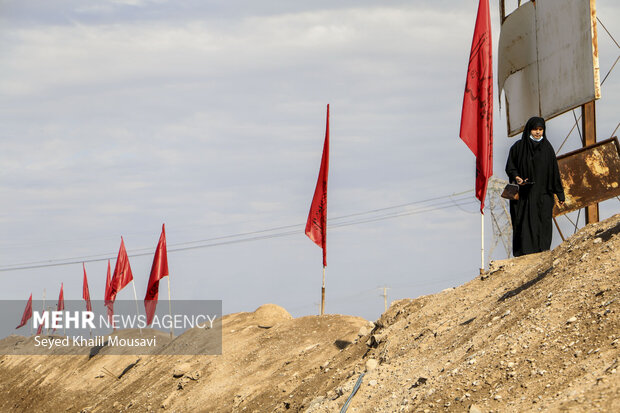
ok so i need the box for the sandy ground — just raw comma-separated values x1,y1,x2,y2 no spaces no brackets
0,214,618,412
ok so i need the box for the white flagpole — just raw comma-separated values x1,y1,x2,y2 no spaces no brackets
62,285,66,336
167,275,173,338
320,266,326,315
480,212,485,274
42,289,46,336
30,296,33,337
131,280,142,334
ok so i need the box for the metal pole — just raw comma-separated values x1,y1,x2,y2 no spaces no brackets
582,101,599,224
383,287,387,312
131,280,142,334
30,297,33,336
63,286,66,336
480,212,485,274
167,275,173,338
320,266,326,315
42,289,46,336
499,0,505,24
553,217,566,242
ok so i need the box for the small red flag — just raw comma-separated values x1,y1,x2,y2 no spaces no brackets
36,323,43,335
52,283,64,334
108,237,133,302
459,0,493,213
104,260,114,324
16,293,33,329
144,224,169,326
305,104,330,267
57,283,65,312
83,263,92,312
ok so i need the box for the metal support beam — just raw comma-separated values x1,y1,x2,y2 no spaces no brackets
499,0,506,24
581,100,599,224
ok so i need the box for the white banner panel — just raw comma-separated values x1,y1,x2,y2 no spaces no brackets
498,0,600,137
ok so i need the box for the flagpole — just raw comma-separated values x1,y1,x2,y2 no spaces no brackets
61,284,66,337
42,289,46,336
306,103,329,317
320,266,326,315
167,275,173,338
460,0,492,276
84,263,93,338
480,212,485,274
131,280,142,334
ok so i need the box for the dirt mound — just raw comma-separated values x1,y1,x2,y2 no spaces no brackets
252,303,293,328
300,214,620,413
0,305,368,412
0,214,618,412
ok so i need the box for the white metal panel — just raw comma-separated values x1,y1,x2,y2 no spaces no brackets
497,1,538,136
498,0,600,137
497,1,536,101
503,66,539,135
537,0,596,120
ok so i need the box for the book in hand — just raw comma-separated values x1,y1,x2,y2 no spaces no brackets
501,183,520,200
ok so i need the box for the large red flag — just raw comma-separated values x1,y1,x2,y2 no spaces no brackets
16,293,33,329
83,263,92,312
144,224,169,326
57,283,65,311
108,237,133,302
459,0,493,213
305,104,330,267
104,260,114,325
104,259,112,302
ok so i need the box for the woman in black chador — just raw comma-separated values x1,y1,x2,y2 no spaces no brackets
505,116,565,257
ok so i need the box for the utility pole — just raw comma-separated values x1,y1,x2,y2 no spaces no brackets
381,286,391,312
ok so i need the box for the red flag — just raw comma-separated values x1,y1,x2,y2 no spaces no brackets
104,260,114,324
36,295,43,335
305,104,330,267
108,237,133,302
459,0,493,213
104,259,112,302
51,283,64,334
16,293,33,329
83,263,92,312
57,283,65,312
144,224,169,326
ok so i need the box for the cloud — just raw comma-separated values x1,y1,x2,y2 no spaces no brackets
1,0,618,321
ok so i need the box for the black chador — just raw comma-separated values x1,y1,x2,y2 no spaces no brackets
505,117,565,257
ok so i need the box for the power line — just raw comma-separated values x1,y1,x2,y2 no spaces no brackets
0,189,476,272
330,198,477,228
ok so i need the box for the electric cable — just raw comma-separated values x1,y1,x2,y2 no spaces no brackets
0,190,477,272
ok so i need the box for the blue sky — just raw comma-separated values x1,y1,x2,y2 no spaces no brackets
1,0,619,322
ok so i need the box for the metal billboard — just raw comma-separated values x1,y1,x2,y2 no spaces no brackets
553,137,620,217
498,0,600,137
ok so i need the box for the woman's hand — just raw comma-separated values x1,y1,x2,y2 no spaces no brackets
515,176,527,185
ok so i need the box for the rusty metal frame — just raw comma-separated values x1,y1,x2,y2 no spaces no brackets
553,137,620,216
